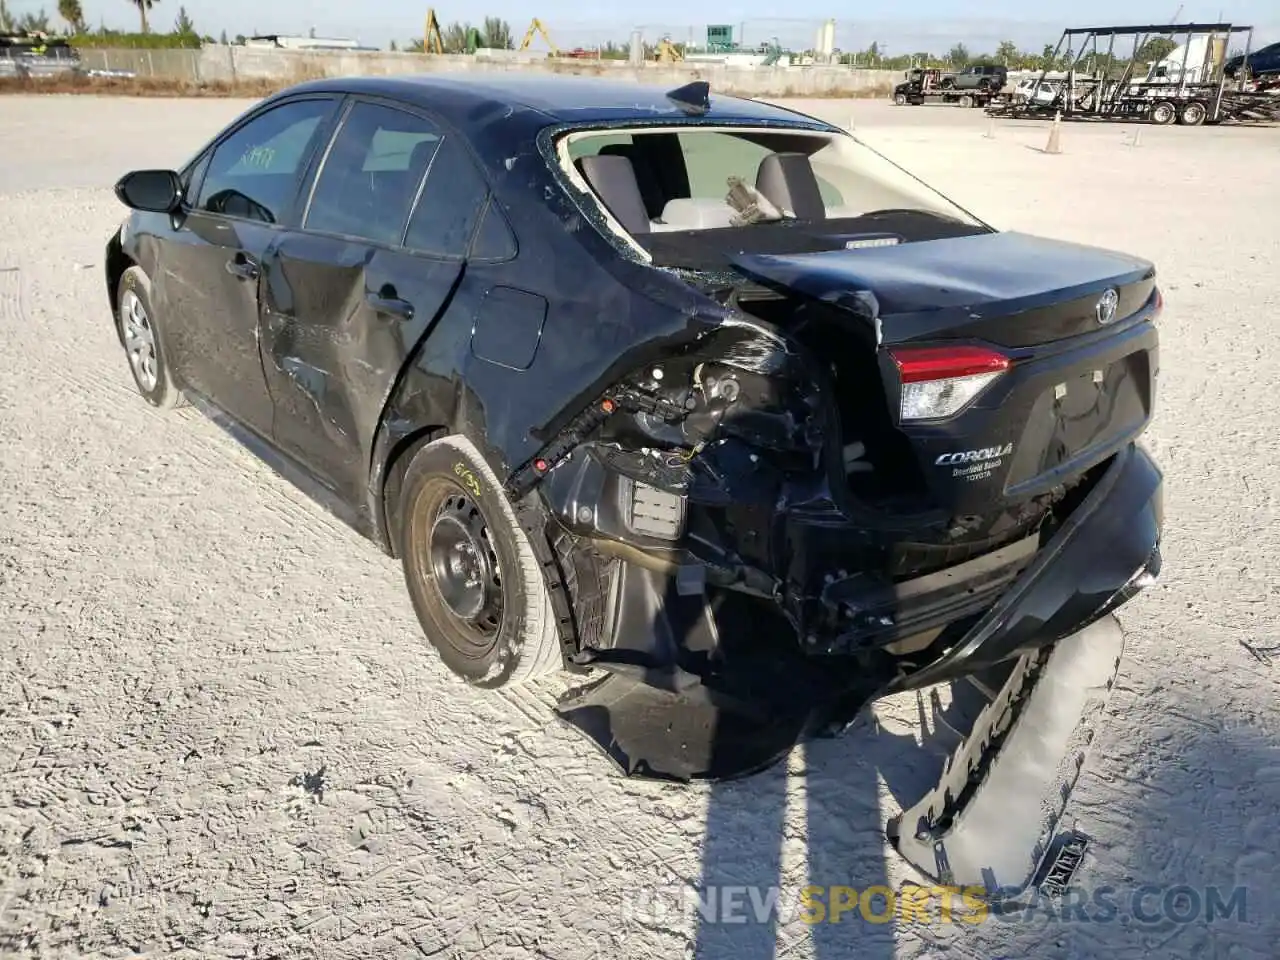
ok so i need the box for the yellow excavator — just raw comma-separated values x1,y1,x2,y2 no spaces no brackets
518,18,559,56
422,8,444,54
655,37,683,62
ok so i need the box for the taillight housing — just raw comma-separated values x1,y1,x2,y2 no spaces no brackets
889,345,1011,422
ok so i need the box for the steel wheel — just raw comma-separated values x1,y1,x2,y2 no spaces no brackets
1180,101,1206,126
893,92,907,105
1151,101,1177,125
425,490,504,640
120,288,158,393
397,435,563,687
959,94,974,108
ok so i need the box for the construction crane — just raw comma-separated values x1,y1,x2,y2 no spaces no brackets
422,7,444,54
655,37,683,62
519,18,558,56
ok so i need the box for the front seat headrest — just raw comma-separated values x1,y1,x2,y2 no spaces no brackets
577,153,651,235
754,152,826,220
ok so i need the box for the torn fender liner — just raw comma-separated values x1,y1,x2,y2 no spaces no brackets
553,561,886,781
885,614,1125,897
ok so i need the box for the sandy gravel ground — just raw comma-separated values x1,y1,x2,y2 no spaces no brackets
1,94,1278,959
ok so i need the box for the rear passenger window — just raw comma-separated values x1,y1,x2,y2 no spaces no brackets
403,136,489,258
305,101,442,246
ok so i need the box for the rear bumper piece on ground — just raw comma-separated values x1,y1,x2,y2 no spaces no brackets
554,442,1162,781
885,613,1125,896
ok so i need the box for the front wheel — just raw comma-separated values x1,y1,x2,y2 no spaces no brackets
116,265,185,409
398,435,563,688
893,91,907,105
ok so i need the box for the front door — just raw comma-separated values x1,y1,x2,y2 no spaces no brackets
159,95,338,436
258,99,492,504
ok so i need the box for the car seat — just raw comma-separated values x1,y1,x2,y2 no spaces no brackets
754,152,826,220
575,154,652,235
596,143,666,220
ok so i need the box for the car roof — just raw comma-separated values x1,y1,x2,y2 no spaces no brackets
275,72,840,136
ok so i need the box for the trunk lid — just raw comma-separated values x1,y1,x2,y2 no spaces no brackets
727,230,1160,519
729,230,1156,347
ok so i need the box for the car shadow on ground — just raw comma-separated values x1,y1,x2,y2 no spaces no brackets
689,646,1280,959
690,665,998,958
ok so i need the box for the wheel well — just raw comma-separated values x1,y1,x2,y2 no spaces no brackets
379,424,448,558
106,236,134,319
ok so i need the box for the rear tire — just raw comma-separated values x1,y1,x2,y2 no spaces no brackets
1179,101,1207,126
1150,100,1177,125
398,434,562,688
116,265,185,410
959,94,974,108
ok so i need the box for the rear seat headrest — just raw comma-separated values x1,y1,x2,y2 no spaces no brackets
755,152,826,220
577,154,651,235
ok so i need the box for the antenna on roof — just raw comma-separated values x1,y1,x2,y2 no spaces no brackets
666,80,711,114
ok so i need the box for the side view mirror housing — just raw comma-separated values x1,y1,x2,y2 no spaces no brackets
114,169,183,214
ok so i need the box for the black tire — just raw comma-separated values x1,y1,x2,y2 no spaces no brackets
1179,101,1207,126
1150,100,1177,125
893,92,907,105
398,434,562,688
959,94,974,108
116,265,185,409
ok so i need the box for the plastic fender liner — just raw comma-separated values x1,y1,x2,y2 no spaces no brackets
885,613,1125,896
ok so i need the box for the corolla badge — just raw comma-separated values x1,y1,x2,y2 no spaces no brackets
1095,287,1120,325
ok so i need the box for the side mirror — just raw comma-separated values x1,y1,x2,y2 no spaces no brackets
114,169,183,214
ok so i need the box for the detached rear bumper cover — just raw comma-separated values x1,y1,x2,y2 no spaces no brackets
555,441,1163,780
886,614,1125,896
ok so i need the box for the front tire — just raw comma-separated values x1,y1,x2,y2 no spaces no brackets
116,265,184,409
398,435,563,688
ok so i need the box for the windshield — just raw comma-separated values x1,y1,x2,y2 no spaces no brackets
560,124,990,269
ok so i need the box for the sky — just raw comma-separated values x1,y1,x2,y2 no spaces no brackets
11,0,1279,53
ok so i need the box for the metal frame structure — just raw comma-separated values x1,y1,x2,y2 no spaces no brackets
987,22,1280,125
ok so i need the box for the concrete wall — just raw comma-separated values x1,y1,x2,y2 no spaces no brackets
77,46,900,98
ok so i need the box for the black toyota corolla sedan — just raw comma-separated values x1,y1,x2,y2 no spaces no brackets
105,74,1163,783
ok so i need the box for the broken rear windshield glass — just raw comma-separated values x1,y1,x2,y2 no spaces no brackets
561,125,990,268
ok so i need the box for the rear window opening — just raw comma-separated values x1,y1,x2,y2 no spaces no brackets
557,124,992,270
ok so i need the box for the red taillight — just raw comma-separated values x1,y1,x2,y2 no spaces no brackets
889,346,1011,383
888,345,1011,422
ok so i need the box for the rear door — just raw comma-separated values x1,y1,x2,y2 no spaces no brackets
258,96,493,504
161,95,338,435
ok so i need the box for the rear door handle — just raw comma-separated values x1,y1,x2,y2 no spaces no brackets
225,252,260,281
366,286,415,321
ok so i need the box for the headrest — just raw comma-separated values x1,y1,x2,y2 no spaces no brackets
409,136,441,172
577,153,651,234
754,152,826,220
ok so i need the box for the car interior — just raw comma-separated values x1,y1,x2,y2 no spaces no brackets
572,135,834,235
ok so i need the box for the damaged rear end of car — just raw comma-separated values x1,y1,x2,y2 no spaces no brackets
508,109,1163,784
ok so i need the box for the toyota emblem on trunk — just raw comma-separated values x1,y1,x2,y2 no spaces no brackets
1095,288,1120,325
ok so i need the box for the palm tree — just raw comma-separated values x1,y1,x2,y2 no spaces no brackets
57,0,85,33
128,0,157,34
